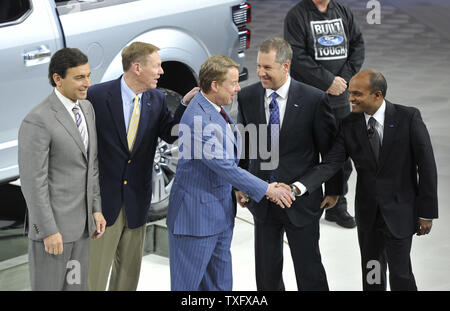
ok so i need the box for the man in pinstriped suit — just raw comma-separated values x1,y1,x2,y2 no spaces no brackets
166,56,295,291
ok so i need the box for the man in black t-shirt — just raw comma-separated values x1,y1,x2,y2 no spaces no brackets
284,0,365,228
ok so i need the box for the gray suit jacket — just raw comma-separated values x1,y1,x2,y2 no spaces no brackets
18,91,101,243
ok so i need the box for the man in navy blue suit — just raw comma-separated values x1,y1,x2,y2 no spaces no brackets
87,42,198,291
166,56,295,291
237,38,342,290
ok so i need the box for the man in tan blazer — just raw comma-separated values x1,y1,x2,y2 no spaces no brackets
18,48,106,291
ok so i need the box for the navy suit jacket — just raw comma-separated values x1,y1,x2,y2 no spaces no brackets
300,101,438,238
87,77,186,228
237,79,343,228
166,92,268,237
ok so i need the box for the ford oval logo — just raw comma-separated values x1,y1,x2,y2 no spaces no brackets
318,35,344,46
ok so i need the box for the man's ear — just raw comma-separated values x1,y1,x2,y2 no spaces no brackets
283,60,291,74
131,62,140,75
53,73,62,87
374,90,383,100
210,81,219,93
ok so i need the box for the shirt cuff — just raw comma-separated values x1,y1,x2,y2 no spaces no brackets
180,99,187,107
293,181,307,196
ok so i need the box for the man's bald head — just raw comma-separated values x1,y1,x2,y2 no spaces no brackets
349,69,387,115
353,69,387,98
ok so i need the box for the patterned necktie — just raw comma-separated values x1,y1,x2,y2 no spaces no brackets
367,116,381,163
268,92,280,182
220,106,229,123
127,96,140,152
268,92,280,152
72,104,88,152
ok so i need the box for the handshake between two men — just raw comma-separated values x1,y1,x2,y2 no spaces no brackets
236,182,296,209
235,183,340,210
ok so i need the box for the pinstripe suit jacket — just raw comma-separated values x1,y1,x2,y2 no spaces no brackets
166,92,268,237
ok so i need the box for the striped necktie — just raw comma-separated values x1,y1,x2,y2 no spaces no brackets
220,107,229,123
127,95,141,151
72,104,88,152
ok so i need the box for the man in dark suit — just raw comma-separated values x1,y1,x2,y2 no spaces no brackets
167,55,295,291
86,42,198,291
299,69,438,290
19,48,106,290
237,37,343,291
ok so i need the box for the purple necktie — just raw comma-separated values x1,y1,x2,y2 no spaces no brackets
268,92,279,182
72,104,88,152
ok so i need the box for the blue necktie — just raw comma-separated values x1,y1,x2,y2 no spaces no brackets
268,92,279,182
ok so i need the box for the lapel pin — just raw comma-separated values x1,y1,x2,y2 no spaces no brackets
389,124,394,128
146,102,151,106
294,104,299,107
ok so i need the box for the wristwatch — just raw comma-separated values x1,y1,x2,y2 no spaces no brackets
289,184,298,196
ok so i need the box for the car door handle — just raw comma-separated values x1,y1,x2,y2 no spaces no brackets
23,45,51,66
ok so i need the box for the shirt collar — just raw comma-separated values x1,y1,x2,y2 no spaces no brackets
364,100,386,126
201,91,222,113
121,75,142,104
54,87,78,109
265,75,291,100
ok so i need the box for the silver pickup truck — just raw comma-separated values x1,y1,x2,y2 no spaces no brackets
0,0,251,220
0,0,251,277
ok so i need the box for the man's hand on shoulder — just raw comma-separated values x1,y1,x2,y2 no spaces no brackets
182,87,200,105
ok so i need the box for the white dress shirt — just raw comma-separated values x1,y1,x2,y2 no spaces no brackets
54,88,89,144
121,76,143,133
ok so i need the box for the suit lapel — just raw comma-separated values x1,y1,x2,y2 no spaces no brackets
378,101,398,172
51,92,88,160
280,80,304,140
197,93,238,158
106,79,128,152
256,86,267,125
79,100,95,160
226,108,241,160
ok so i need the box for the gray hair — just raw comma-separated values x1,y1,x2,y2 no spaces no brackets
259,37,293,64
